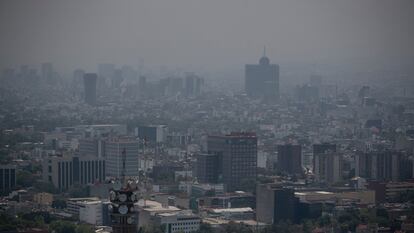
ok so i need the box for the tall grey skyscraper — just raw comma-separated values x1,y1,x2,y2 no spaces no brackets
207,132,257,192
83,73,98,105
105,138,140,178
277,144,302,175
245,48,279,100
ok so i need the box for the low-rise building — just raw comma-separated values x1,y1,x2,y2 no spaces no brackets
155,210,200,233
79,200,103,225
66,197,100,218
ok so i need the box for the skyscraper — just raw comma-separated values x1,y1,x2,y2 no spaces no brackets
42,156,106,191
185,73,203,97
245,49,279,99
84,73,98,105
277,144,302,175
0,165,16,195
196,153,221,183
313,144,342,184
355,150,409,181
105,138,140,178
207,132,257,192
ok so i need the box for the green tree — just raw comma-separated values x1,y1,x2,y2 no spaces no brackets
52,199,67,209
220,221,253,233
141,223,165,233
17,170,37,187
76,224,94,233
195,223,214,233
49,220,76,233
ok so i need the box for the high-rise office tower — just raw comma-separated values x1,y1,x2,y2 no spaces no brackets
0,165,16,195
105,138,140,178
79,138,106,158
355,150,409,181
207,132,257,192
277,144,302,175
43,156,106,191
84,73,98,105
138,76,146,96
196,153,221,183
185,73,203,97
109,151,138,233
98,63,115,88
245,49,279,100
313,144,342,184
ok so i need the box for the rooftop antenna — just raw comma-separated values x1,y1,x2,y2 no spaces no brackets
121,148,127,187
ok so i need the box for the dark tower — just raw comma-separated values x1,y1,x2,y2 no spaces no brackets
83,73,97,105
245,47,279,100
109,149,138,233
277,144,302,175
207,132,257,192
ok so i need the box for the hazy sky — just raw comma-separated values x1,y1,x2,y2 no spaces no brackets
1,0,413,72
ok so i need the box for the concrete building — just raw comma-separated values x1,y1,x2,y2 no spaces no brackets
79,138,106,158
355,151,411,181
206,207,254,220
105,138,140,178
277,144,302,175
196,153,221,184
313,144,342,184
135,200,181,230
0,165,16,195
43,156,106,190
207,132,257,192
367,181,414,203
67,197,100,218
256,184,299,224
135,125,168,144
245,51,279,100
79,200,103,225
155,211,201,233
295,190,375,205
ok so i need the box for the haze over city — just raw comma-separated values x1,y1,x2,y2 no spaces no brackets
0,1,414,233
1,0,413,73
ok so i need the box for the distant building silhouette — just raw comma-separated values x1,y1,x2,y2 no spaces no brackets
84,73,98,105
245,48,279,100
138,76,146,96
41,62,54,84
98,63,115,89
185,73,203,97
